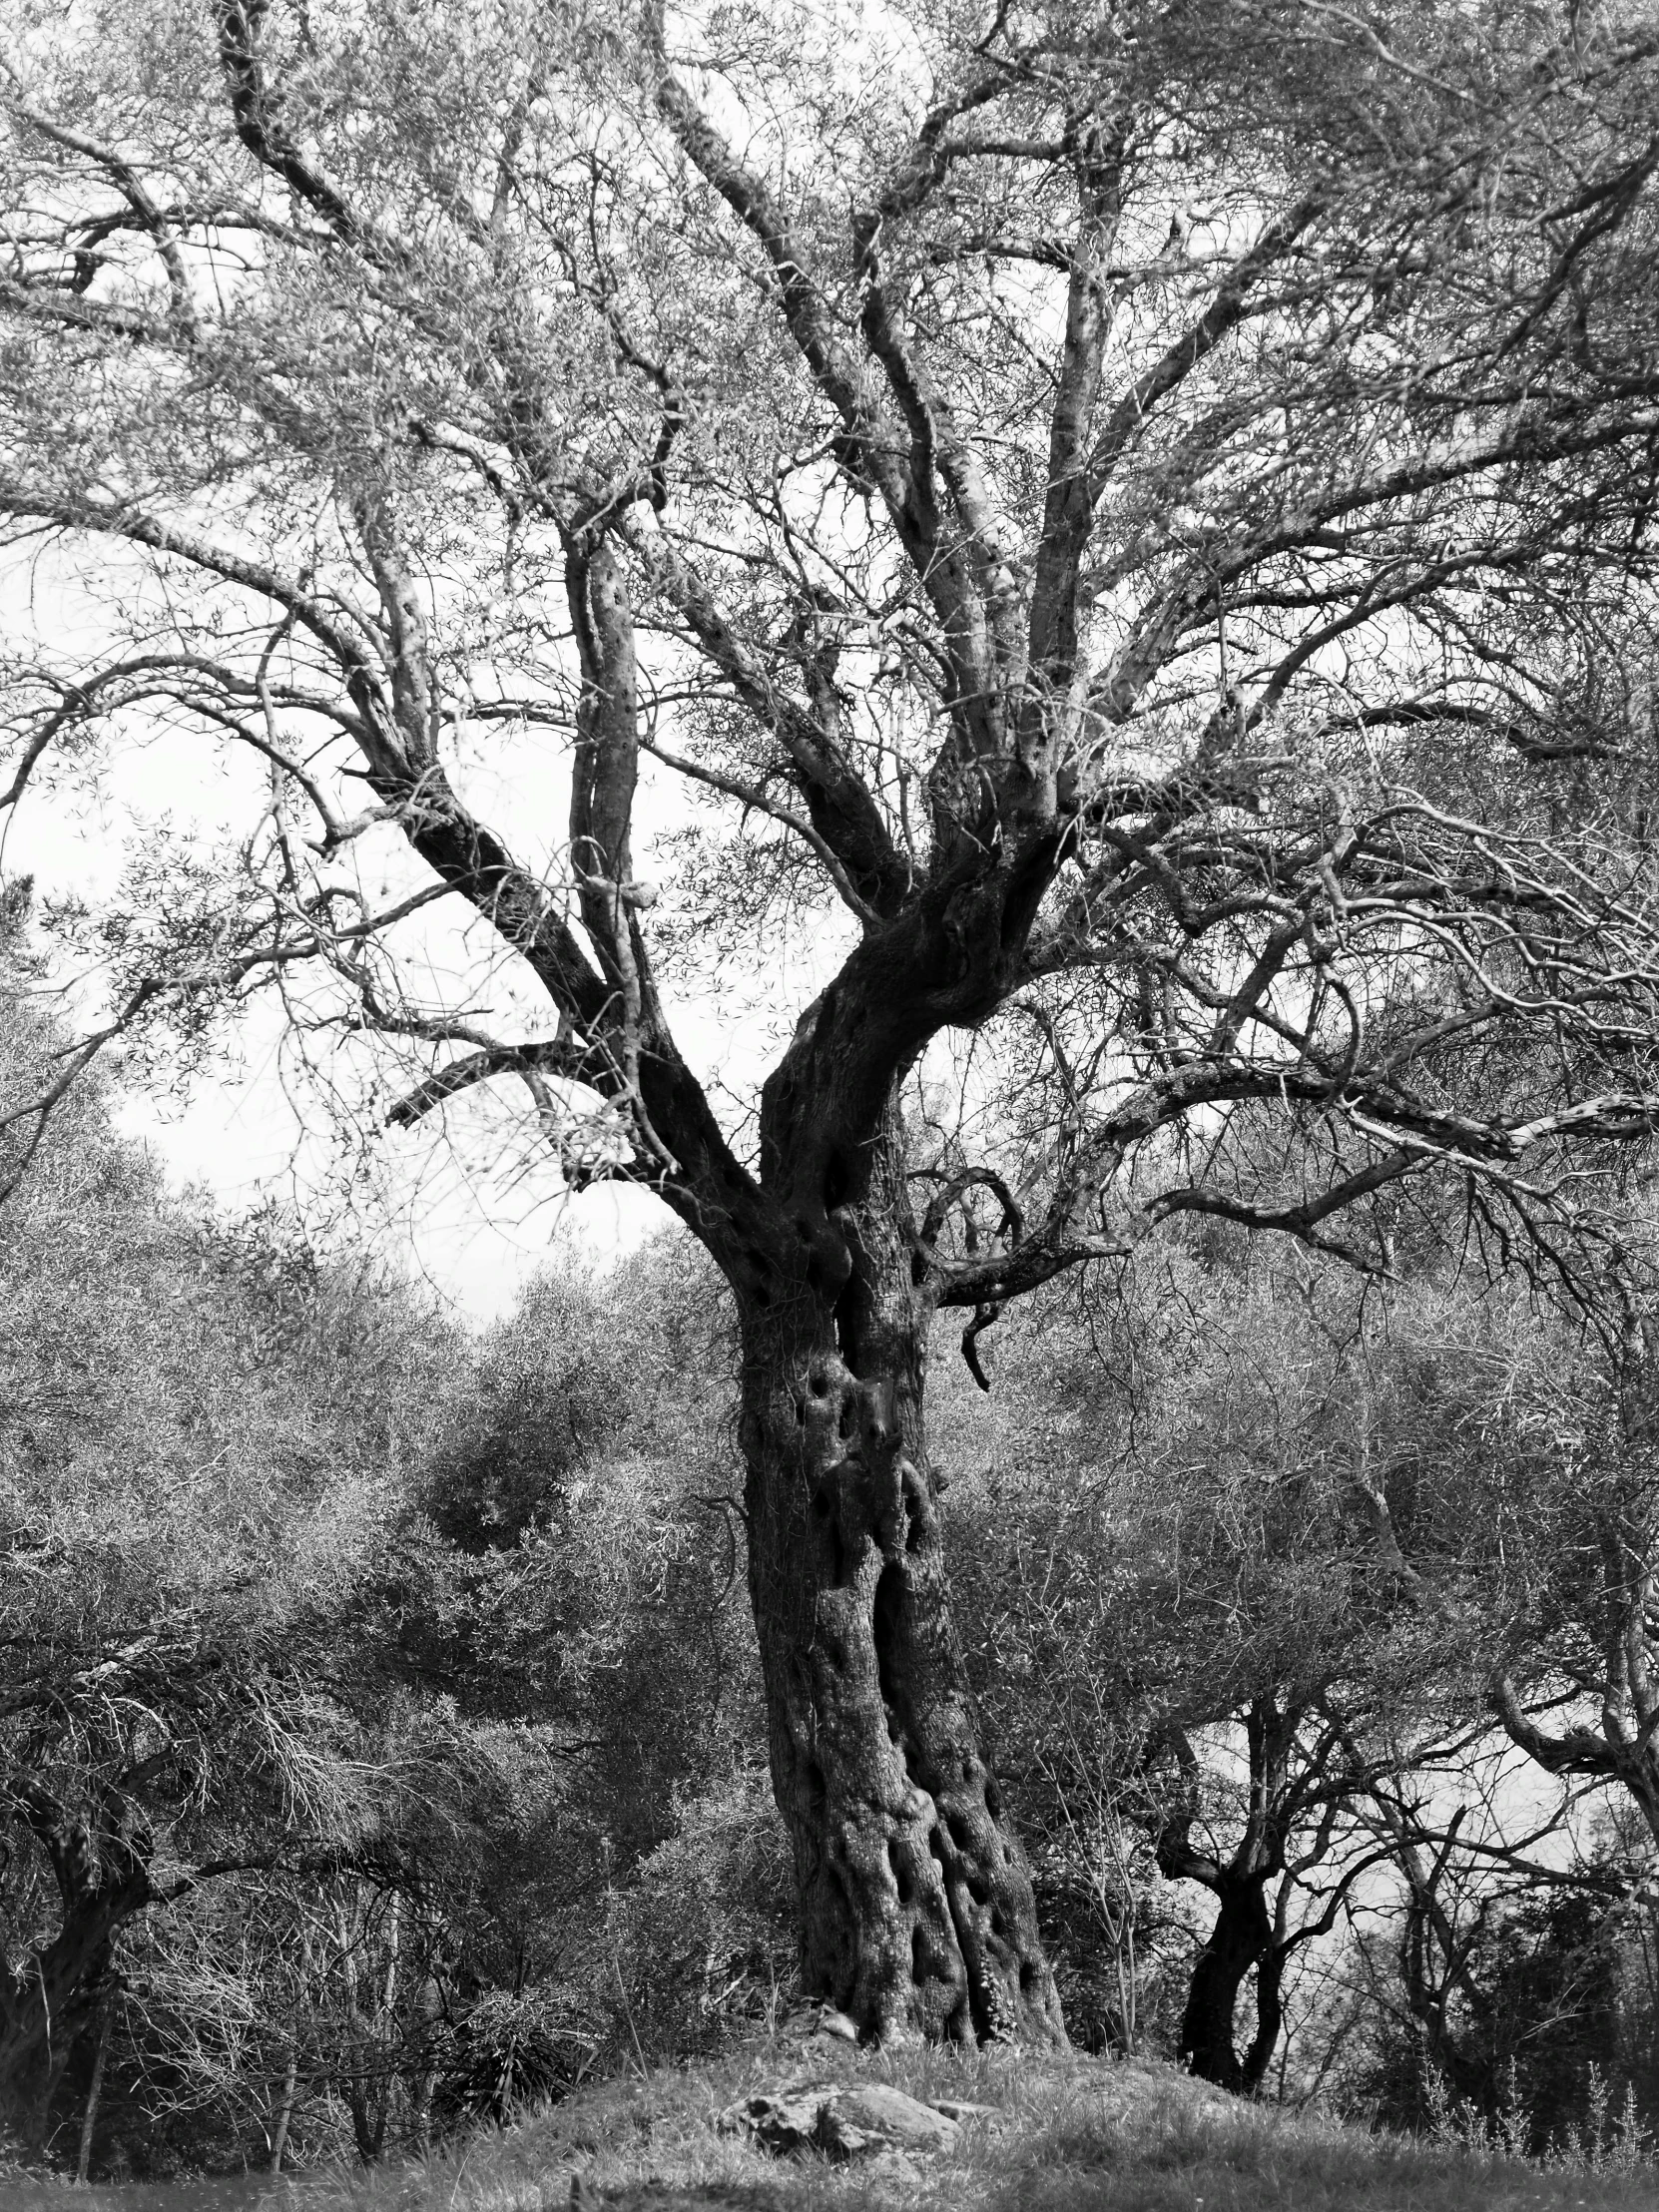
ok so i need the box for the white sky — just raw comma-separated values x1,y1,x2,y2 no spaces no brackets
2,668,851,1322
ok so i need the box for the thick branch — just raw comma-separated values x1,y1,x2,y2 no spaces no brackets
630,522,910,916
1490,1671,1621,1779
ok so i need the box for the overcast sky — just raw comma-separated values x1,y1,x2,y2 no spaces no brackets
2,616,848,1321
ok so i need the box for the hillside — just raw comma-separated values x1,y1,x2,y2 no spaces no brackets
282,2036,1652,2212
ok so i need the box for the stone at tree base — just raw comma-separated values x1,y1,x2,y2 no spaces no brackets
819,2082,960,2154
773,2002,864,2059
719,2078,962,2160
720,2085,825,2152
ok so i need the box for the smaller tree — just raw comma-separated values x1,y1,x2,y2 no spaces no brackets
1152,1697,1389,2096
0,931,468,2161
945,1226,1489,2089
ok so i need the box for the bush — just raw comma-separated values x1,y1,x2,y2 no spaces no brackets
601,1760,799,2065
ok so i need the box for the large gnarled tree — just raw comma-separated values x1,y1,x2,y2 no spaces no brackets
5,0,1659,2040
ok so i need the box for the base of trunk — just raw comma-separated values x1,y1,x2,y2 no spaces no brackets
745,1327,1065,2047
1180,1880,1275,2093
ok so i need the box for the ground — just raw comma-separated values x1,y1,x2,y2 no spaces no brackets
262,2037,1656,2212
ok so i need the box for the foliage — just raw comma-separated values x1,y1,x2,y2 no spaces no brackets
602,1757,799,2067
0,903,765,2172
6,0,1659,2043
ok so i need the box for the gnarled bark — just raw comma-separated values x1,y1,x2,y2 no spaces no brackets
737,1112,1063,2044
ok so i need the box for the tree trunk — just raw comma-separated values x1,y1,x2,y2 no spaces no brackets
270,2040,298,2175
736,1121,1063,2045
0,1783,149,2146
1241,1934,1287,2096
75,2000,113,2183
1179,1878,1274,2093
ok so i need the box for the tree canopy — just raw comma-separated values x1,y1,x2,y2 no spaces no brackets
3,0,1657,1254
5,0,1659,2043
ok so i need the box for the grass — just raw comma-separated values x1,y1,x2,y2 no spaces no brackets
283,2037,1658,2212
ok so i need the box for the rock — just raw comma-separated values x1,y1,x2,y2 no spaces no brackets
773,2002,860,2048
722,2080,960,2163
822,2083,960,2154
859,2147,922,2187
721,2085,830,2153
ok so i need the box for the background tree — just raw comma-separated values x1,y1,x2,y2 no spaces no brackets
4,0,1659,2041
1337,1786,1658,2155
2,901,763,2172
0,919,463,2155
942,1226,1469,2085
1480,1300,1659,1848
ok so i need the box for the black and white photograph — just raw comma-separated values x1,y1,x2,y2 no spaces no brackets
3,2,1659,2203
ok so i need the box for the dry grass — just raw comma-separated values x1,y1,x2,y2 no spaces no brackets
284,2039,1657,2212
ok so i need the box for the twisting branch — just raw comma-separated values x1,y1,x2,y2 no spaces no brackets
383,1039,590,1129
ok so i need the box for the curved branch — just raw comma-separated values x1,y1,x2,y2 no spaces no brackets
384,1038,591,1128
1490,1671,1621,1779
918,1166,1025,1257
215,0,377,251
